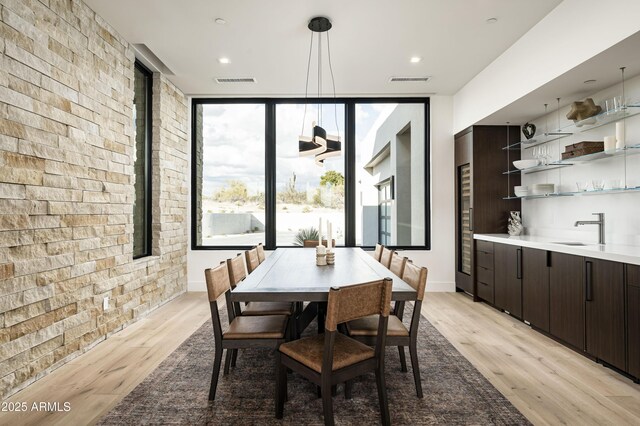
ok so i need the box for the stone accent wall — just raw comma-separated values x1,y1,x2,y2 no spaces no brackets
0,0,188,398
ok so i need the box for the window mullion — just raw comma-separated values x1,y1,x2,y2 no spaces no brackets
265,102,277,250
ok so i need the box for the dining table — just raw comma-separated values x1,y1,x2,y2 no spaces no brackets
231,247,417,334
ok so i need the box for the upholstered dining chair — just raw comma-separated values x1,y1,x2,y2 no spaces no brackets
373,243,384,261
302,239,335,248
276,278,393,426
256,243,266,264
204,263,289,401
379,247,394,268
227,254,294,317
389,252,408,278
346,261,428,398
245,247,260,273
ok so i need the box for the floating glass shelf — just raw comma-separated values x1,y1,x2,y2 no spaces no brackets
503,186,640,200
509,104,640,150
503,163,573,175
555,143,640,164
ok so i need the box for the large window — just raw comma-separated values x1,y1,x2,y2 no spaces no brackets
355,103,426,247
133,61,152,258
192,98,430,250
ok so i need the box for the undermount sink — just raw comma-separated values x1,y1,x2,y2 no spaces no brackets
551,242,591,246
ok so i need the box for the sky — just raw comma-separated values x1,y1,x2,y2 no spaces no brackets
200,103,397,197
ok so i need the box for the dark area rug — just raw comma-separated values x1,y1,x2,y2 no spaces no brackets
99,304,530,425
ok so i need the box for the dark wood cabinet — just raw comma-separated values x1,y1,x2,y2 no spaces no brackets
454,126,520,296
522,248,550,332
494,243,522,318
627,264,640,380
475,241,494,303
549,252,584,351
584,258,625,370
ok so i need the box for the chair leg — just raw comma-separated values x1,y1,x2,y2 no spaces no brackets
275,352,286,419
398,346,408,372
321,381,334,426
231,349,238,368
224,349,232,375
208,346,224,401
375,367,390,426
409,342,423,398
345,380,353,400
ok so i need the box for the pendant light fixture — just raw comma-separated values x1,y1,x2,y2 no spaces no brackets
298,16,341,166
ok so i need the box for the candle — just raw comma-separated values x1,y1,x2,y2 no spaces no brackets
328,221,332,250
616,122,625,148
318,218,323,247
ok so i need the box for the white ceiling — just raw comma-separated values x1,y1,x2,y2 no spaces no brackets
84,0,562,97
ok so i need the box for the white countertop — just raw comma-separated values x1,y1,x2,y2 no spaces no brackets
474,234,640,266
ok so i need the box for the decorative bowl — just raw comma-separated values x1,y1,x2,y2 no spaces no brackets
513,159,539,170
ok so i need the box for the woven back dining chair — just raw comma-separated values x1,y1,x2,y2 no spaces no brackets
379,247,394,268
204,263,289,401
389,252,408,278
245,247,260,273
346,260,428,398
276,278,393,426
256,243,266,264
302,239,335,248
373,243,383,261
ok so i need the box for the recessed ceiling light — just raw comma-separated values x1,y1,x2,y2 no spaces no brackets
218,57,230,64
584,79,597,84
215,18,227,25
486,17,498,24
410,56,422,63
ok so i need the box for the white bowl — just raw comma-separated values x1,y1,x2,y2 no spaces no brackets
531,183,555,195
514,189,529,197
513,159,539,170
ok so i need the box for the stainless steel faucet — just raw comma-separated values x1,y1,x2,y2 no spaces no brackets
574,213,605,245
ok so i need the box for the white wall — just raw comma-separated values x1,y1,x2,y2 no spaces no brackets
187,96,456,292
453,0,640,133
520,75,640,245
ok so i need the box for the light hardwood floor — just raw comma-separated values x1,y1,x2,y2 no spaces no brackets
1,291,639,425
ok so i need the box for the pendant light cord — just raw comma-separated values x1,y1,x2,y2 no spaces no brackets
318,31,322,126
301,30,313,135
327,31,340,138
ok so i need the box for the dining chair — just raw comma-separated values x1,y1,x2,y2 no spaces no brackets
256,243,266,264
373,243,384,261
245,247,260,273
276,278,393,426
303,239,335,248
346,261,428,398
379,247,394,268
389,252,408,277
204,263,289,401
227,253,294,317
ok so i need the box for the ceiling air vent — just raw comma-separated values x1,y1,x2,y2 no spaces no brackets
389,76,431,83
215,78,257,84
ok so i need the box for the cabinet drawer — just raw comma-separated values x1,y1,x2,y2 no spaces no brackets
476,251,494,270
477,266,494,285
476,240,494,254
628,264,640,288
477,279,494,303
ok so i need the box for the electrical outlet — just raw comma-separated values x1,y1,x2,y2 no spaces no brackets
103,296,109,311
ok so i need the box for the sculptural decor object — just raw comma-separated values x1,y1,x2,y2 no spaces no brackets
566,98,602,123
522,123,536,140
507,211,523,236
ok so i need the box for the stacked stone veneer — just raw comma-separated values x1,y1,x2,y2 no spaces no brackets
0,0,188,398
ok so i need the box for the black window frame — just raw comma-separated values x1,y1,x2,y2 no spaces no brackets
191,97,430,251
133,60,153,259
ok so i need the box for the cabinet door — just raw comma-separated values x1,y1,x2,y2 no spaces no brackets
627,265,639,379
522,248,549,332
494,243,522,318
549,252,584,350
585,258,625,370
